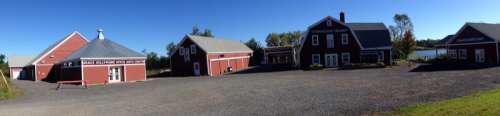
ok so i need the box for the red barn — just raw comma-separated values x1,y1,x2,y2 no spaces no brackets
446,23,500,64
171,35,253,76
58,29,146,85
24,32,89,81
298,13,393,69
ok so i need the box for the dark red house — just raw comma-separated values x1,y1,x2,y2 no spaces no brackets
446,23,500,64
171,35,253,76
298,13,392,68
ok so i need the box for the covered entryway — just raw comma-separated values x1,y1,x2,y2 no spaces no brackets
324,54,338,68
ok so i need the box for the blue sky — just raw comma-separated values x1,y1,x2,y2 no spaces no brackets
1,0,500,56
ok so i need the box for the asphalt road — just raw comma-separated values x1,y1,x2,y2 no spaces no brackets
1,65,499,116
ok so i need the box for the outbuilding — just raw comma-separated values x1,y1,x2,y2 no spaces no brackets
446,23,500,64
171,35,253,76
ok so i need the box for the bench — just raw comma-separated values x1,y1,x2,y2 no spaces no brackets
56,80,87,90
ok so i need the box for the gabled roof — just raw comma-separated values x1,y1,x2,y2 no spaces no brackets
184,35,253,53
465,23,500,41
436,34,454,46
346,23,392,49
63,38,145,62
8,55,35,67
30,32,89,65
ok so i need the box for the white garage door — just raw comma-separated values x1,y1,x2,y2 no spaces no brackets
11,71,21,80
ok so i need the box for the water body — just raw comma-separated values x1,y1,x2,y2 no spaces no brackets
412,49,447,59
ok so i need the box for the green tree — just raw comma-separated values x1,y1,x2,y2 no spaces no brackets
389,14,415,59
191,26,200,35
190,26,214,37
245,38,263,66
201,29,214,37
265,31,302,47
396,31,417,59
0,54,5,64
166,42,177,56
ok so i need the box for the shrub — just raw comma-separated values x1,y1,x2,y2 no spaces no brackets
308,64,323,70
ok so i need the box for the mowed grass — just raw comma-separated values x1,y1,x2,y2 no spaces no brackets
395,87,500,116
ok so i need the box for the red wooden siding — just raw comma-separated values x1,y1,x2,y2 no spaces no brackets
82,66,108,85
35,33,88,81
125,65,146,81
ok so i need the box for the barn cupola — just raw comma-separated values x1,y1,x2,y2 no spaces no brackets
97,28,105,40
340,12,345,23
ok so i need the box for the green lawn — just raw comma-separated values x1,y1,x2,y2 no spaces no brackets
395,87,500,116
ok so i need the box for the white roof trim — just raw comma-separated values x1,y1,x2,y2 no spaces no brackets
31,31,89,65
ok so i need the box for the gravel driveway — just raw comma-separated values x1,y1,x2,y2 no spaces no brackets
1,65,499,116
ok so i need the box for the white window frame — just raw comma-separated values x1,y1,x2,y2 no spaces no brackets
459,49,467,60
327,34,334,48
448,49,457,59
179,47,184,56
475,49,485,63
326,20,332,27
184,48,190,62
342,53,350,64
342,33,349,45
190,44,196,54
312,54,321,64
312,35,319,46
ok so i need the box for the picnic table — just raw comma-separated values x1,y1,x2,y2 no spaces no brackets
56,80,88,90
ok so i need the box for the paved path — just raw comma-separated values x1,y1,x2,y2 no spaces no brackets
1,66,499,116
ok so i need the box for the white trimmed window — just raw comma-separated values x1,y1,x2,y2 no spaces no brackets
342,33,349,45
327,34,334,48
448,49,457,59
190,44,196,54
326,20,332,27
459,49,467,60
312,35,319,46
184,48,190,62
312,54,321,64
180,47,185,55
342,53,350,64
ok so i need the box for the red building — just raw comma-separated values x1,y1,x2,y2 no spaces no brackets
298,13,392,68
171,35,253,76
9,29,146,85
25,32,89,81
58,29,146,85
446,23,500,64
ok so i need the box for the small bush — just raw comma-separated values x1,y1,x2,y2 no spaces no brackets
308,64,323,70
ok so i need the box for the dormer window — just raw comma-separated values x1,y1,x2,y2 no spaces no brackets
342,34,349,45
179,47,184,56
326,20,332,27
190,44,196,54
312,35,319,46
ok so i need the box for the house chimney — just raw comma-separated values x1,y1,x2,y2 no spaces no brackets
97,28,105,40
340,12,345,23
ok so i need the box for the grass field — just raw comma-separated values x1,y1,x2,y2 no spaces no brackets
396,87,500,116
